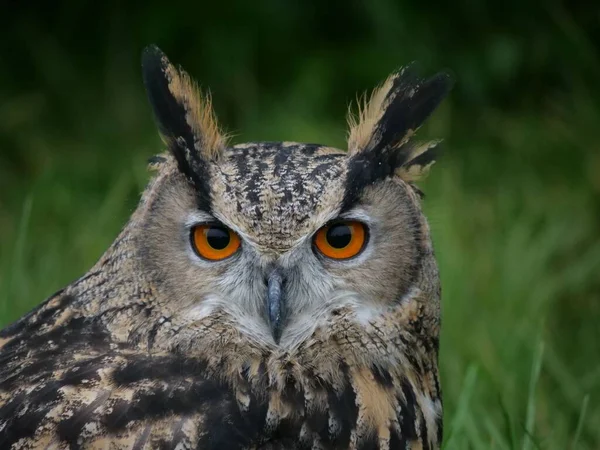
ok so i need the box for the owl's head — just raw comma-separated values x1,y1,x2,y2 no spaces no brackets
133,46,451,359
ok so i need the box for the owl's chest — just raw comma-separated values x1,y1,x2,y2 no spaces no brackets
223,366,436,450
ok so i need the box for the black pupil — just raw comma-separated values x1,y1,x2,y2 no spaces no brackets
326,223,352,249
206,226,230,250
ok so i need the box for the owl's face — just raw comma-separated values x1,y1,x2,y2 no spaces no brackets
140,142,425,349
136,46,451,355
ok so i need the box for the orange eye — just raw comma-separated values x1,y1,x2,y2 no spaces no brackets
314,221,367,260
191,224,240,260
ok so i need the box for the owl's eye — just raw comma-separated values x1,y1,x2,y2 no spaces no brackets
314,221,367,260
191,224,241,260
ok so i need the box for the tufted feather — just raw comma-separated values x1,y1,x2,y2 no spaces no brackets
142,44,227,209
346,64,452,157
142,45,227,160
342,66,452,209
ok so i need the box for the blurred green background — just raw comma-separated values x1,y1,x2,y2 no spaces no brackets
1,1,599,448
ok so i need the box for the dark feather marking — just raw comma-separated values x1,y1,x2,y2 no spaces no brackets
1,327,105,366
421,413,431,450
25,380,66,408
191,359,269,450
267,419,302,449
0,389,61,447
111,355,208,385
157,438,174,450
0,353,61,389
389,429,406,450
132,424,153,450
103,398,132,431
398,379,418,443
356,432,379,450
59,357,106,386
303,371,329,442
0,391,28,421
242,386,269,439
141,46,196,156
326,363,357,447
106,379,224,432
371,364,394,388
0,405,50,447
342,149,405,211
370,68,451,156
281,372,304,414
141,45,212,211
2,379,77,444
240,362,251,384
56,391,110,444
257,361,268,388
435,413,443,446
195,389,265,450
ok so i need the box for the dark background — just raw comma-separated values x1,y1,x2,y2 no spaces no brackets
1,1,599,448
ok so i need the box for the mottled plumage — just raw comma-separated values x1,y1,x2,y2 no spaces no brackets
0,46,452,449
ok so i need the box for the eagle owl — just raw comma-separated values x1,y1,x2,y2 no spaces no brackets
0,46,452,449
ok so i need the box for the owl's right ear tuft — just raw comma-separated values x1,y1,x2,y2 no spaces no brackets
347,65,452,158
341,66,452,210
142,45,226,209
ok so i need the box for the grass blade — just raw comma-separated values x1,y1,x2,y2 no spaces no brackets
571,395,590,449
522,340,544,450
444,364,479,449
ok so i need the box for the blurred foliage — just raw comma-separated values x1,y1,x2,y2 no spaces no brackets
1,1,599,448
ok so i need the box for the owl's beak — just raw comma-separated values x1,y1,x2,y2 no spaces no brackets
266,268,284,343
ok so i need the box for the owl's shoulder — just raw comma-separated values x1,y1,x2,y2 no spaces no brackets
0,292,257,449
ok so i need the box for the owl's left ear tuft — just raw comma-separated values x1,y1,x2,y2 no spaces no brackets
142,45,227,209
141,45,227,160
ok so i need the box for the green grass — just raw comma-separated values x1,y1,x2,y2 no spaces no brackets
1,3,599,448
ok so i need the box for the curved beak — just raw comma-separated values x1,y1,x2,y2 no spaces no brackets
266,269,284,343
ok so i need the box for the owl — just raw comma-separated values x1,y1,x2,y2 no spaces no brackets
0,45,452,450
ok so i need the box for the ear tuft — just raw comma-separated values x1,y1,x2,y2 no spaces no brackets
141,45,227,161
142,45,223,210
347,64,452,158
348,64,452,155
341,65,452,210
